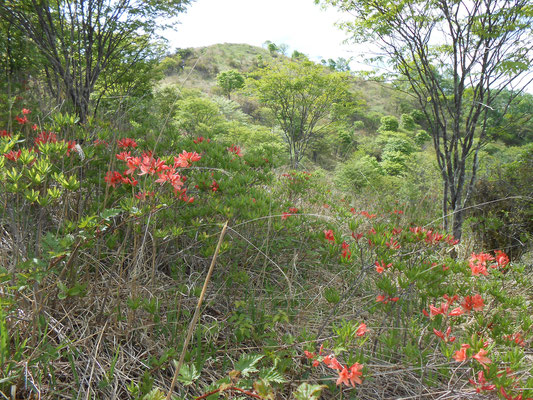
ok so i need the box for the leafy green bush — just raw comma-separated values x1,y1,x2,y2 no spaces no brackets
415,129,431,145
400,113,415,131
334,152,383,191
378,115,399,132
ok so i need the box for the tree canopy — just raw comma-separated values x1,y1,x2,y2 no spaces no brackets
249,60,350,168
217,70,245,99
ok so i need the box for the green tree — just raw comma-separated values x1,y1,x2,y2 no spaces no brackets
249,60,350,167
217,70,245,99
320,0,533,239
0,0,191,123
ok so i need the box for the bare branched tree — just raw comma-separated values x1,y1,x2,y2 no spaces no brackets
0,0,191,123
321,0,533,239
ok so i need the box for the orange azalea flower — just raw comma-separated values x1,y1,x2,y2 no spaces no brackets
104,171,124,188
469,370,496,393
356,323,367,337
227,144,242,157
375,260,392,273
323,354,342,370
470,262,488,276
352,232,363,241
4,150,21,161
174,150,201,167
469,252,494,276
448,307,464,317
15,115,28,124
472,349,491,368
433,329,445,340
117,137,137,148
471,294,484,311
336,367,351,387
116,151,132,161
35,131,57,146
434,326,456,343
341,241,351,259
324,229,335,242
304,350,316,359
453,344,470,362
429,304,444,317
494,250,509,267
349,363,363,386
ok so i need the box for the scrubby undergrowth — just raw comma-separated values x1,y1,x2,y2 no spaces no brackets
0,105,532,400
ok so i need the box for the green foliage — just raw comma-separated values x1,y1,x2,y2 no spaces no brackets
176,363,201,385
174,95,223,136
211,97,250,123
353,120,365,130
334,152,383,191
1,0,191,122
224,121,286,162
377,131,417,175
379,115,399,132
234,354,263,377
249,59,351,167
216,70,245,99
1,12,532,400
486,91,533,146
415,129,431,145
468,144,533,259
293,383,327,400
400,113,416,131
321,0,533,240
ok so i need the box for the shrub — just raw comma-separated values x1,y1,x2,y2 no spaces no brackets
379,115,399,132
334,153,383,191
400,113,416,131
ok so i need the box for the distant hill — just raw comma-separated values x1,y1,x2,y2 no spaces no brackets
160,43,275,91
159,43,418,121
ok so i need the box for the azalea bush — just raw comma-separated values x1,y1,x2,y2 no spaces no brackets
295,206,532,399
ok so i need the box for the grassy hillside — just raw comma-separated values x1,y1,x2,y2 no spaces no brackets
160,43,275,91
160,43,416,120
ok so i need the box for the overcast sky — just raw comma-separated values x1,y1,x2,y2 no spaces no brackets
165,0,370,68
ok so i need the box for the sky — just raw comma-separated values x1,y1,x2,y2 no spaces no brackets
164,0,370,69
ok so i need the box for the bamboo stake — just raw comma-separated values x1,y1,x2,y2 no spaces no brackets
166,221,229,400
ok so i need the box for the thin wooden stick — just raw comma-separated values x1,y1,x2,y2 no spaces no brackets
166,221,229,400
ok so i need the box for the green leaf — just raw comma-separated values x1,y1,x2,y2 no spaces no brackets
234,354,263,377
176,363,200,386
100,208,122,221
293,383,327,400
259,367,286,383
141,388,166,400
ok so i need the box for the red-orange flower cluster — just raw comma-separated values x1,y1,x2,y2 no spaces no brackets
227,144,242,157
281,207,299,220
